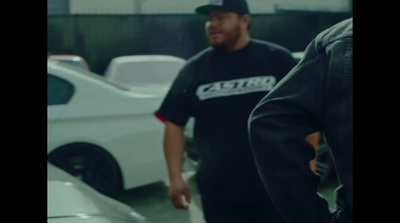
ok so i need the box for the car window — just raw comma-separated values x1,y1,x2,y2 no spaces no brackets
48,74,75,105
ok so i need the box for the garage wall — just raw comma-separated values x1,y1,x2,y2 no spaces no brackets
48,12,351,75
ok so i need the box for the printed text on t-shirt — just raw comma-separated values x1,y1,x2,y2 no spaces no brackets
196,76,276,100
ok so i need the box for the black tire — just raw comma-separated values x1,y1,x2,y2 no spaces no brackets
48,143,122,196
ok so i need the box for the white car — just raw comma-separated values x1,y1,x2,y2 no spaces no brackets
47,60,168,195
102,55,199,161
48,162,150,223
104,55,185,88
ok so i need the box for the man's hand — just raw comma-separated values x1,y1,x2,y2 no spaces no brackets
309,158,317,172
305,132,320,172
163,121,190,210
168,178,191,210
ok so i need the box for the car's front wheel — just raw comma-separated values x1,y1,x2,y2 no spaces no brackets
48,143,122,196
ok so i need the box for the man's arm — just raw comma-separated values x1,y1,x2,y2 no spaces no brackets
248,43,332,222
163,121,191,210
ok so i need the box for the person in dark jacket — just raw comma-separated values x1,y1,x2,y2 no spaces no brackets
248,18,353,223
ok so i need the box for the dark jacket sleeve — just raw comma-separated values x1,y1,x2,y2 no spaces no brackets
248,18,353,223
248,40,332,223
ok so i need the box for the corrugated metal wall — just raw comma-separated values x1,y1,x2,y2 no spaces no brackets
48,0,352,15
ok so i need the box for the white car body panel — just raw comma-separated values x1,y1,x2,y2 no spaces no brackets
48,163,149,223
104,55,185,88
47,61,168,189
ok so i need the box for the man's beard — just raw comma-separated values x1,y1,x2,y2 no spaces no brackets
208,27,242,51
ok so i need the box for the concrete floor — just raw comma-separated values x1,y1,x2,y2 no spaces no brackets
114,171,206,223
113,164,340,223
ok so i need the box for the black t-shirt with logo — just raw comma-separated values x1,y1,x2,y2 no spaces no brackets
158,39,297,201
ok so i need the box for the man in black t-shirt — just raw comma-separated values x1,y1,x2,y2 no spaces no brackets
157,1,309,222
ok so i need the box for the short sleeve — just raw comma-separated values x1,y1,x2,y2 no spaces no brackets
157,61,195,126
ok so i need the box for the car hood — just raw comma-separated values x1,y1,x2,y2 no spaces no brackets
48,163,148,223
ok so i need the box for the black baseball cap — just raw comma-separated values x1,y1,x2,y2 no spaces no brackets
195,0,250,15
